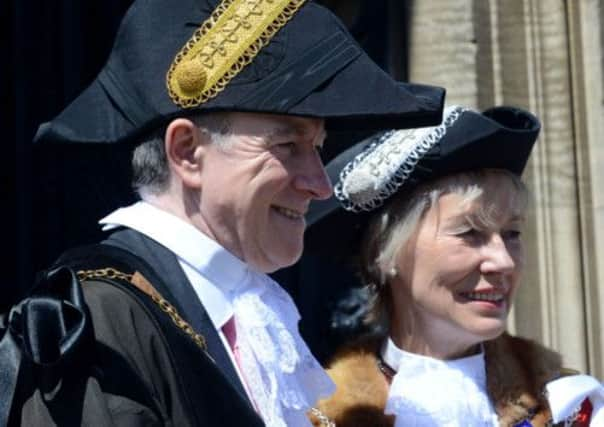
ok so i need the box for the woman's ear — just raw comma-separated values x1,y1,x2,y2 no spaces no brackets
164,118,208,189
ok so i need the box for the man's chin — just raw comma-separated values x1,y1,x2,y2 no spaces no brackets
266,247,304,273
245,245,302,273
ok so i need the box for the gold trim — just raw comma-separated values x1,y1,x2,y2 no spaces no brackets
167,0,307,108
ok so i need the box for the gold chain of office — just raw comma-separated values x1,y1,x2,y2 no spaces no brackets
77,268,208,351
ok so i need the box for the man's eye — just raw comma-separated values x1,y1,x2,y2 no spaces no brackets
502,230,522,241
275,142,296,151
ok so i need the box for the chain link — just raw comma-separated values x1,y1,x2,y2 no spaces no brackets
310,407,336,427
149,292,208,350
77,268,207,351
78,267,133,282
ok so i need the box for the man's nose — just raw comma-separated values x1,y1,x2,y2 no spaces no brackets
293,151,333,200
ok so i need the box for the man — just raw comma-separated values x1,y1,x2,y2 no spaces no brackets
2,0,444,426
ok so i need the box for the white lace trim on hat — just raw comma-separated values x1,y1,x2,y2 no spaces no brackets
335,105,468,212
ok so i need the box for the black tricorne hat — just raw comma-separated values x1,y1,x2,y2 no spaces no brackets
34,0,445,145
305,105,541,257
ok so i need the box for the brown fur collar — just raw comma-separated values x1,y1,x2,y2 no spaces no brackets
311,333,564,427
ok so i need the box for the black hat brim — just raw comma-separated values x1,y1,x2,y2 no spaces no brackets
35,0,445,145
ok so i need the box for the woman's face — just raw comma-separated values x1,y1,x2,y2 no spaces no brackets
391,173,525,358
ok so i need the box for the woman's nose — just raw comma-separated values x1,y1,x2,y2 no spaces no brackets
480,234,517,274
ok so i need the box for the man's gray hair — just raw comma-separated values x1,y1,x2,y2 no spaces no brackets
131,113,231,198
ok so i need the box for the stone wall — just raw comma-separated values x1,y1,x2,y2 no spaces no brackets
406,0,604,377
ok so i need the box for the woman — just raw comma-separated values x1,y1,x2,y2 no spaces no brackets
307,106,602,427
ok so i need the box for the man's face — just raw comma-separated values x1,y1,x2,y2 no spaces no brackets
197,112,331,272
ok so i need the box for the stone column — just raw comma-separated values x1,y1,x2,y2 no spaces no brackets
564,0,604,378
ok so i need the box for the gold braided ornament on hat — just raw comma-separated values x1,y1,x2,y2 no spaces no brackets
167,0,306,108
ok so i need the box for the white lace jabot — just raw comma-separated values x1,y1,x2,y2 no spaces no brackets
230,270,335,427
382,339,498,427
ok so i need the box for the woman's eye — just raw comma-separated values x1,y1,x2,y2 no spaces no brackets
459,228,479,237
457,228,485,243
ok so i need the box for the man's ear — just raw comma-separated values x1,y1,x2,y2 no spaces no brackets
165,118,208,189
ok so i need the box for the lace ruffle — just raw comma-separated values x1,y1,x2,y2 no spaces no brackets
232,273,334,427
385,349,497,427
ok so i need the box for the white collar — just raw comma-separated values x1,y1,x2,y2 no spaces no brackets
381,338,487,385
100,201,249,291
382,338,497,427
100,201,256,329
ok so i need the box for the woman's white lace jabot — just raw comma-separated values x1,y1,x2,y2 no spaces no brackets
382,339,498,427
232,271,335,427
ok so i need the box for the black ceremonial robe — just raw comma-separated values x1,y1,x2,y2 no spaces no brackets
6,229,264,427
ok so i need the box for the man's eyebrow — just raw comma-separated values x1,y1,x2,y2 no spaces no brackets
268,123,326,142
268,124,302,139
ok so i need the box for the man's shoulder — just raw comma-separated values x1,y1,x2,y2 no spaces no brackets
67,269,262,426
50,242,264,426
81,278,167,348
56,240,154,279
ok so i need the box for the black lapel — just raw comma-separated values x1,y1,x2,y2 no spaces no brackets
102,228,251,402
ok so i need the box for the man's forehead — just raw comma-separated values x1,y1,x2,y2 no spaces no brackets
229,112,325,138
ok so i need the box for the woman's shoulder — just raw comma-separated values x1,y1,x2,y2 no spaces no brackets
325,336,386,395
485,332,563,382
485,333,595,427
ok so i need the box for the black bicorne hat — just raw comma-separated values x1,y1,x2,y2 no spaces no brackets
34,0,445,145
305,105,541,257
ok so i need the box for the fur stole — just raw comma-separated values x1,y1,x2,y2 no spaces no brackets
310,333,568,427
